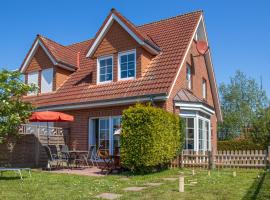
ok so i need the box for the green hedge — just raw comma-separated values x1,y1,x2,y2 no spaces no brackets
217,139,264,151
120,104,182,173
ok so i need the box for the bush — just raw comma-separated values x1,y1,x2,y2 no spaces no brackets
120,104,182,173
217,139,264,151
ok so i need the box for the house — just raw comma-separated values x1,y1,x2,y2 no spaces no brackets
20,8,222,154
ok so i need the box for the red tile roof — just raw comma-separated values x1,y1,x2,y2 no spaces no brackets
23,10,202,108
39,35,78,68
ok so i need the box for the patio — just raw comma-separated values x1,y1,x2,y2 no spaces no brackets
48,167,105,177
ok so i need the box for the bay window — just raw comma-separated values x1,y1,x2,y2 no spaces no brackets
118,50,136,80
182,114,211,151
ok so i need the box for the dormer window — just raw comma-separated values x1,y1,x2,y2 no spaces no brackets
118,50,136,80
97,56,113,83
27,71,38,95
41,68,53,93
186,64,192,90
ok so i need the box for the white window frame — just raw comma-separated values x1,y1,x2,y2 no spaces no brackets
180,112,211,151
186,64,192,90
41,68,53,93
27,71,39,96
97,55,113,84
202,79,207,99
118,49,136,80
89,115,122,156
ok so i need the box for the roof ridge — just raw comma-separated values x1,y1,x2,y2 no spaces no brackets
137,10,203,28
66,38,93,47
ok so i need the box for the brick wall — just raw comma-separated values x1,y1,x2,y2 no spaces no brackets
166,40,218,150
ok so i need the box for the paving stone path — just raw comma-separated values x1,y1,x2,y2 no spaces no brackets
162,177,178,181
145,182,163,187
95,193,122,200
123,186,147,191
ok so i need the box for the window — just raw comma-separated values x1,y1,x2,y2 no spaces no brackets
112,117,121,155
202,79,207,99
27,71,38,95
99,118,110,153
119,50,136,80
97,56,113,83
41,68,53,93
183,118,194,150
186,64,192,90
90,116,122,156
198,118,210,151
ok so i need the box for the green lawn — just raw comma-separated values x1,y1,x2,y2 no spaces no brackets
0,168,269,200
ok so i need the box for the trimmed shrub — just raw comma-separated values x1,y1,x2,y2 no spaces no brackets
217,139,264,151
120,104,182,173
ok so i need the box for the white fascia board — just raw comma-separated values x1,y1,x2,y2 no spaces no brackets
175,102,215,116
86,13,159,58
20,39,57,73
36,95,168,111
168,15,203,97
201,15,223,121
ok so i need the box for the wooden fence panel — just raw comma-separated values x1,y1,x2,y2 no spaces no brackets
171,148,269,169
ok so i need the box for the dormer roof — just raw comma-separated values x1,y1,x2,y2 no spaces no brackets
86,8,161,57
20,35,78,73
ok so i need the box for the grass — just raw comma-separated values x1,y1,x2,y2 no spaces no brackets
0,168,269,200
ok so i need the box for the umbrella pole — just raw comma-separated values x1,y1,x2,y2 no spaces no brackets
47,121,49,145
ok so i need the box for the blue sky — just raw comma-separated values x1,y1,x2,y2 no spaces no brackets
0,0,269,96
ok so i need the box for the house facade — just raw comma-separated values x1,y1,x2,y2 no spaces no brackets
20,9,222,154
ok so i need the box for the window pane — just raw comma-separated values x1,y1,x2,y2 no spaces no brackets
100,67,105,75
128,62,135,70
100,75,106,82
187,118,194,128
106,73,112,81
121,71,127,78
107,58,112,66
121,55,127,63
100,60,106,67
128,70,135,77
121,63,127,71
128,53,135,61
107,66,112,73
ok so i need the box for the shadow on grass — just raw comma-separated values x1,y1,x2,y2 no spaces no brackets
0,176,22,180
242,171,266,200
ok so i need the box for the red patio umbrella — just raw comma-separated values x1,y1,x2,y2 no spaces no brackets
29,111,74,122
29,111,74,144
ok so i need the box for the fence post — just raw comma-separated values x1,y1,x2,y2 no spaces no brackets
35,127,40,167
208,148,216,170
268,146,270,170
181,150,184,168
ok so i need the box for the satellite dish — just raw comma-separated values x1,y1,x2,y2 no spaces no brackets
196,41,209,55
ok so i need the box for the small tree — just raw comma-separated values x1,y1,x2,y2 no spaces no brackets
218,71,268,139
120,104,182,173
250,108,270,148
0,69,35,157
